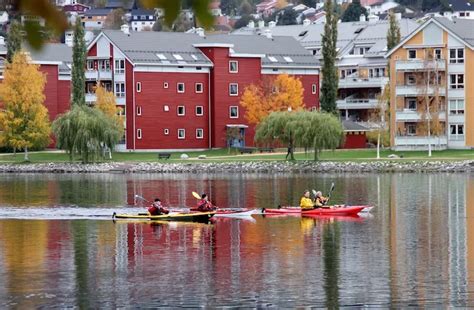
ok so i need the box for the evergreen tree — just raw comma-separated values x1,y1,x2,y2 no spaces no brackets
341,0,367,22
320,0,338,114
6,21,22,63
387,10,401,51
71,21,86,106
277,8,298,25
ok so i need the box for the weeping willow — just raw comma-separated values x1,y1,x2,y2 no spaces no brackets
52,105,122,163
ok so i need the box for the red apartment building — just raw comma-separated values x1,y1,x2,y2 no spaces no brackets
86,28,320,150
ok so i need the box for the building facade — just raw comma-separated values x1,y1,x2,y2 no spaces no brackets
85,29,319,151
387,17,474,150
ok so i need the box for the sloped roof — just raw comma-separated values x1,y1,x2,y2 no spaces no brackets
27,43,72,63
433,17,474,47
83,8,112,16
448,0,474,11
342,120,371,132
105,0,137,10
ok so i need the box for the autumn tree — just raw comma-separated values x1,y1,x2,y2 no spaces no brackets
0,52,51,161
95,82,123,135
240,74,304,125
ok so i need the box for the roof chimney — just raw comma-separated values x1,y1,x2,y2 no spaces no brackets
248,20,255,28
264,29,272,39
196,27,205,37
269,21,276,28
121,24,130,35
395,12,402,20
368,14,379,23
258,20,265,28
303,18,311,26
359,14,366,22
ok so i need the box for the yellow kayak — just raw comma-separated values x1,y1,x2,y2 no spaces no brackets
112,211,215,222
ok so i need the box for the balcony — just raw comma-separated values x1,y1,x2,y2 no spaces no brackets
336,97,378,109
395,85,446,97
394,135,448,150
395,59,446,71
339,76,388,89
85,70,112,80
85,93,96,103
395,109,446,121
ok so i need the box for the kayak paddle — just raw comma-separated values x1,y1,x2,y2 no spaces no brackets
326,182,335,205
192,191,201,199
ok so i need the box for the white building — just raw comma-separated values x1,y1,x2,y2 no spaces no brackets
130,9,156,32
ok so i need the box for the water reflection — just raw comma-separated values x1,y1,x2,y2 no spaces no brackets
0,173,473,307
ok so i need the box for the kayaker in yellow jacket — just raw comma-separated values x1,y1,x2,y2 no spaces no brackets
300,190,315,210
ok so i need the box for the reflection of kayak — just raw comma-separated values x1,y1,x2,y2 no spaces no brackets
189,208,257,218
263,206,366,216
302,214,364,222
112,211,215,222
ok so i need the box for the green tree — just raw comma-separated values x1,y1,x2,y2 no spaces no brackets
6,20,22,63
71,20,86,106
220,0,239,15
238,0,253,15
0,52,51,161
387,10,401,51
341,0,367,22
277,8,298,25
303,112,344,160
320,0,338,114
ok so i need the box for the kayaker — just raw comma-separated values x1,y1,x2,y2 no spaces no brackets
148,198,169,215
314,191,329,208
300,190,315,210
197,194,216,212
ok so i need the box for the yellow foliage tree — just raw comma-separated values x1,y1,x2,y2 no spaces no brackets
240,74,304,125
0,52,51,161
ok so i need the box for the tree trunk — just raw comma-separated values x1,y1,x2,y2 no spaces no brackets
24,146,29,162
314,147,319,161
376,131,381,159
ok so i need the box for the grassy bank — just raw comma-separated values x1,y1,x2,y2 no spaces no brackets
0,148,473,163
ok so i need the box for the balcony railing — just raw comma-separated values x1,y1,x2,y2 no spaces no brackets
395,85,446,96
85,93,96,103
85,70,112,80
338,76,388,89
395,109,446,121
395,59,446,71
336,98,378,109
395,135,447,146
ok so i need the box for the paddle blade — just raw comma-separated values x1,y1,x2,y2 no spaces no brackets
330,183,335,192
311,189,317,197
192,191,201,199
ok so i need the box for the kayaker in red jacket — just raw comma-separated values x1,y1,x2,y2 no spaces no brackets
197,194,217,212
148,198,169,215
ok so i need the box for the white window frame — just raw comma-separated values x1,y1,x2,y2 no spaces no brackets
114,59,125,74
311,84,317,94
229,83,238,96
230,106,238,118
164,128,169,135
177,83,185,93
136,106,142,116
178,129,185,139
177,106,185,116
196,128,204,139
449,99,464,115
229,60,238,73
450,74,464,89
195,106,203,116
87,60,94,70
137,129,142,139
164,82,169,89
136,82,141,93
434,48,442,60
449,48,464,64
164,105,169,112
195,83,203,93
406,98,417,111
406,123,416,136
99,59,110,71
449,124,464,140
408,49,417,59
114,82,125,97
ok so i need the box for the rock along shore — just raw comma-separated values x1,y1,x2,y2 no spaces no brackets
0,160,473,174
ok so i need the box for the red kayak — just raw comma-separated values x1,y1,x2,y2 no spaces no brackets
263,206,366,216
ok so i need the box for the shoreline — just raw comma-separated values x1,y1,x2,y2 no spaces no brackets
0,160,473,173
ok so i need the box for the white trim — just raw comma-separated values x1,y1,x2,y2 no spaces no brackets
177,128,185,139
230,52,265,58
403,44,445,49
164,105,169,112
31,60,62,65
136,81,141,93
312,84,317,94
229,60,238,73
134,62,213,68
136,106,142,116
261,68,319,75
135,65,211,73
177,105,185,116
177,82,185,93
163,82,169,88
195,82,203,93
229,83,238,96
262,65,320,71
88,32,135,65
196,128,204,139
193,43,234,48
164,128,169,135
195,105,204,116
229,106,239,118
137,128,142,139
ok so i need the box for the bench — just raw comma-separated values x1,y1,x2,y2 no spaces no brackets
238,147,255,154
158,152,171,160
258,147,275,153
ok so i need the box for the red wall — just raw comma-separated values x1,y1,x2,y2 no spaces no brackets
133,71,210,149
343,133,367,149
125,60,134,149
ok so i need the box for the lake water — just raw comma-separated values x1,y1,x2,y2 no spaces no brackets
0,172,473,307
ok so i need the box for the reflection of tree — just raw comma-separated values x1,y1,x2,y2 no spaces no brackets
73,221,90,308
323,221,340,309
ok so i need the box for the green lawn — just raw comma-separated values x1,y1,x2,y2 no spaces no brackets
0,148,473,164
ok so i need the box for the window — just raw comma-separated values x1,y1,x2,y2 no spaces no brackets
195,83,203,93
114,59,125,74
115,82,125,97
283,56,293,63
99,59,110,71
136,82,141,92
196,128,204,139
434,48,442,60
173,54,183,60
196,106,203,116
449,48,464,64
87,60,94,70
449,99,464,114
164,105,169,112
137,129,142,139
136,106,142,115
268,56,278,62
229,83,238,96
164,129,169,135
178,129,185,139
406,123,416,136
177,83,185,93
406,98,417,110
164,82,169,89
229,60,238,73
450,124,464,140
369,68,386,78
407,74,416,85
408,49,417,59
450,74,464,89
230,106,238,118
312,84,317,94
177,106,185,116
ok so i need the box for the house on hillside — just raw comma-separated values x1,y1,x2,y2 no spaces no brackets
256,0,278,18
81,8,112,30
364,0,399,15
130,8,156,31
386,17,474,150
